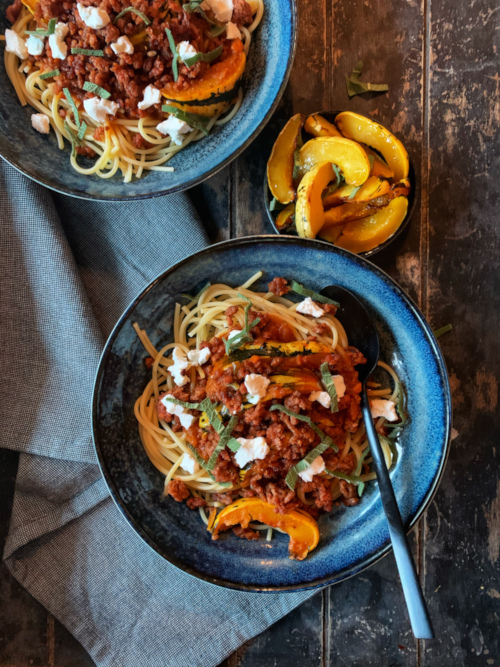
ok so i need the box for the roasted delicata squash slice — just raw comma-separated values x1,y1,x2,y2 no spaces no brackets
226,339,331,363
298,137,370,185
269,369,323,393
267,113,306,205
161,40,246,117
304,113,342,138
295,162,335,238
322,176,391,208
362,145,394,179
275,203,296,231
210,498,320,560
335,111,409,181
335,196,409,253
21,0,37,13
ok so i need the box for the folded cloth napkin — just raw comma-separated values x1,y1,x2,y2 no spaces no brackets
0,162,314,667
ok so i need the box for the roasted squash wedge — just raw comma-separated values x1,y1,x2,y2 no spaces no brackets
318,225,344,244
298,137,370,186
161,40,246,117
295,162,334,238
211,498,320,560
275,203,295,231
335,196,409,253
267,114,305,205
362,145,394,179
323,176,390,208
304,113,342,138
335,111,409,181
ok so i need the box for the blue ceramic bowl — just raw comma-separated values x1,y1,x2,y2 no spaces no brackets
0,0,296,200
92,236,451,591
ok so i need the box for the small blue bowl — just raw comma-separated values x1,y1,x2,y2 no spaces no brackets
92,236,451,591
0,0,296,200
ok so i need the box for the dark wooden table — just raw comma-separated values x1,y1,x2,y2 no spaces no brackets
1,0,499,662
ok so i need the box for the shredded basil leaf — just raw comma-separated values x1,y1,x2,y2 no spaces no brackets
224,293,260,355
285,442,330,490
269,404,338,452
206,416,238,470
269,197,286,212
77,120,87,141
63,121,81,157
161,105,211,135
290,280,340,307
165,28,179,82
331,163,342,185
25,18,56,36
162,396,203,411
227,437,242,453
185,443,234,486
434,323,452,338
200,397,224,435
183,0,219,26
47,18,56,34
326,448,369,496
114,7,151,24
39,69,60,80
181,282,211,301
347,186,361,200
320,362,339,413
71,48,105,57
63,87,80,127
345,61,388,98
82,81,111,99
183,44,222,68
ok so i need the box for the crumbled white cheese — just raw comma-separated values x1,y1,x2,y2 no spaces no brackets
296,297,325,318
5,29,28,60
161,394,195,429
226,21,241,39
147,50,157,57
26,34,44,56
177,40,197,63
31,113,50,134
298,455,325,482
201,0,233,21
244,373,270,403
111,35,134,55
48,22,68,60
332,374,346,399
234,436,269,468
83,96,118,123
227,329,242,340
246,394,260,405
181,451,200,474
156,116,193,146
137,84,161,110
77,3,110,29
370,398,398,422
187,348,211,366
168,347,190,386
309,391,331,409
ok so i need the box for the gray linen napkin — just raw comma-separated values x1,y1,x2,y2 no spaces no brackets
0,162,314,667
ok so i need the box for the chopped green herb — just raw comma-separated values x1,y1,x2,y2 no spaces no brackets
331,163,342,184
380,434,398,467
224,293,260,355
25,18,56,37
63,121,81,158
227,437,242,453
269,404,338,452
114,6,151,24
326,448,369,495
183,0,219,25
269,197,286,212
71,48,105,57
185,443,234,486
210,23,226,36
290,280,340,307
39,69,60,80
200,397,224,435
63,87,80,128
77,121,87,141
183,45,223,68
47,18,56,34
395,379,407,424
320,362,339,413
165,28,179,82
82,81,111,99
161,396,203,411
434,323,452,338
347,186,361,200
161,105,211,135
285,442,330,490
345,61,388,98
206,416,238,470
181,282,211,301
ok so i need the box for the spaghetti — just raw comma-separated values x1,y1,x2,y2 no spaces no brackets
133,273,406,553
3,0,263,182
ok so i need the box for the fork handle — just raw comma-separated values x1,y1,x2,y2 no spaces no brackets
361,392,434,639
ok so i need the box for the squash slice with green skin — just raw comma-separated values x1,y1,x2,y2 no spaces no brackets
161,41,246,117
267,113,306,204
335,111,409,181
298,137,371,185
335,196,409,253
211,498,320,560
296,162,335,238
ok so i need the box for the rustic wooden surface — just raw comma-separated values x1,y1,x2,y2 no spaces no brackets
1,0,499,661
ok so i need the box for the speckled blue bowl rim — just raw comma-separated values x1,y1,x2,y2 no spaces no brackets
0,2,297,201
92,235,451,592
263,111,419,259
